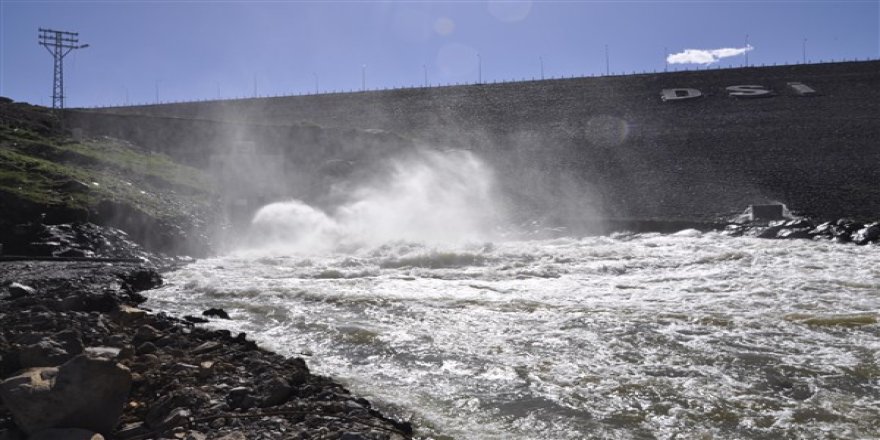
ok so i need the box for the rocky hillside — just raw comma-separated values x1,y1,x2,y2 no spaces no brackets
0,99,219,256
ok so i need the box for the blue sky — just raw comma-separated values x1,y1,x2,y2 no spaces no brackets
1,1,878,108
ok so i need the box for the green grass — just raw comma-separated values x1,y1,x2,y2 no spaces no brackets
0,119,215,220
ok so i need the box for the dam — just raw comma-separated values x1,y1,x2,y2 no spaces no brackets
68,60,880,227
57,61,880,439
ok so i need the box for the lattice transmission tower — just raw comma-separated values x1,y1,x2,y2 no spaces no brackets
38,28,89,110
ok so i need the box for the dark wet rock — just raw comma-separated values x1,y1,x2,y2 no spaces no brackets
852,223,880,245
142,389,208,430
16,339,68,368
120,269,163,292
730,217,880,245
202,308,230,319
183,315,209,324
134,324,162,342
775,228,813,240
57,291,120,313
788,382,814,401
835,218,859,229
8,282,35,299
721,224,745,237
782,219,813,229
227,386,256,410
832,218,862,241
54,329,85,355
147,407,190,431
288,358,310,386
260,377,293,407
757,225,785,239
0,353,132,435
135,342,158,355
19,341,73,369
18,329,84,368
809,221,834,237
190,341,221,355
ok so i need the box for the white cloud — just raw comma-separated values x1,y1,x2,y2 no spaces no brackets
667,45,754,65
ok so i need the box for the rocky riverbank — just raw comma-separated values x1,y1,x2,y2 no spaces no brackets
0,259,413,440
722,217,880,245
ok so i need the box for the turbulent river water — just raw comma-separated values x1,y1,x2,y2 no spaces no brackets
148,232,880,439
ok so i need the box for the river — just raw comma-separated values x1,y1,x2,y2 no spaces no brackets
147,231,880,439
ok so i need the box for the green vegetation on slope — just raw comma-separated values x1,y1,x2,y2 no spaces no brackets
0,100,217,252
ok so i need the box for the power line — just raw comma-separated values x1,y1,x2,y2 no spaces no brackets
38,28,89,110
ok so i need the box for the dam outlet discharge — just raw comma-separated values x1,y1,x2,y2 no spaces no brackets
246,149,506,254
148,151,880,439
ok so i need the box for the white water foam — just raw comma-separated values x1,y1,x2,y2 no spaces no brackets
149,234,880,439
246,149,506,254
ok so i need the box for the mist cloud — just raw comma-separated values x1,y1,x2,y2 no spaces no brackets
246,150,506,254
667,45,754,65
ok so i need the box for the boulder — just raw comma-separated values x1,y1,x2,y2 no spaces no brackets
19,330,84,368
783,219,813,229
144,389,207,430
227,386,255,410
834,218,863,236
19,340,72,369
183,315,209,324
57,292,119,313
8,282,35,299
757,225,785,239
133,324,162,342
0,353,132,435
808,221,835,238
202,308,230,319
135,342,158,355
191,341,221,355
110,305,148,326
260,377,292,407
852,223,880,245
776,228,813,240
120,268,162,291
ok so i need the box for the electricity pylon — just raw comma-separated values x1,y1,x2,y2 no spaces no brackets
38,28,89,110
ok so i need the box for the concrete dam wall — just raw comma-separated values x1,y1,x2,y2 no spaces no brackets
71,60,880,226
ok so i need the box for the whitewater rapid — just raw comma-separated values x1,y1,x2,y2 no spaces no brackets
148,232,880,439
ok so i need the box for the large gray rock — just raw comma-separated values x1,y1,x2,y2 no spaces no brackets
0,353,132,435
19,330,84,368
8,282,35,299
852,223,880,245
